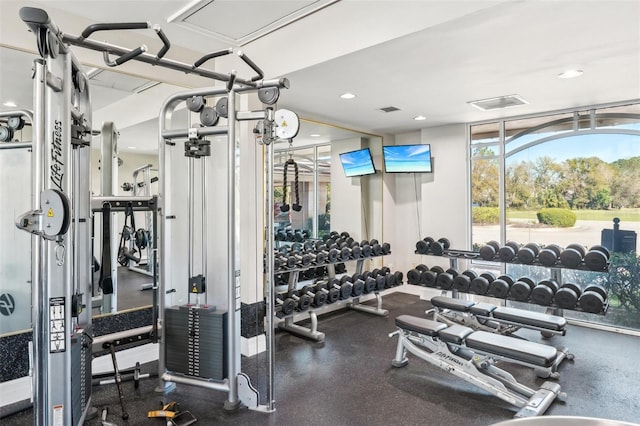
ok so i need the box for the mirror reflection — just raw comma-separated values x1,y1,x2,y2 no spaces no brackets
0,46,384,336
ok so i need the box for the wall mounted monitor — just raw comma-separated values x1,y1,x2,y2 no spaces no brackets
339,148,376,177
383,144,432,173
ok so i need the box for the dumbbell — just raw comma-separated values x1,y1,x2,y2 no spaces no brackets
579,284,607,313
470,271,496,295
362,276,377,294
339,246,351,261
407,265,426,285
516,243,540,264
370,240,383,256
300,285,327,308
314,266,327,277
360,241,372,257
386,271,403,288
275,293,296,317
509,276,536,302
436,268,459,290
380,266,391,276
538,244,563,267
479,241,500,261
420,266,443,287
275,229,287,241
351,278,365,297
301,269,315,281
554,282,582,309
416,237,434,254
335,263,347,274
429,238,450,256
320,282,340,304
329,278,352,300
453,270,478,292
530,279,559,305
285,229,295,241
314,250,328,265
498,241,520,262
375,274,387,291
488,274,515,298
288,289,312,312
559,244,586,268
381,242,391,255
584,245,610,271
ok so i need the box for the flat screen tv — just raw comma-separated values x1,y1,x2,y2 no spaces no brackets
339,148,376,177
383,144,432,173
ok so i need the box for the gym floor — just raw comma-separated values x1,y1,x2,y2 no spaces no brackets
3,291,640,425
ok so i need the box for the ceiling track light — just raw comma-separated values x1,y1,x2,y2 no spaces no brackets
558,69,584,79
340,93,356,99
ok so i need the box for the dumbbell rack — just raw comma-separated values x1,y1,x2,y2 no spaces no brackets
276,255,389,342
414,248,610,316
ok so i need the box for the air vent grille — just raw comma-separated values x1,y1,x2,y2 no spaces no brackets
468,95,528,111
379,106,401,113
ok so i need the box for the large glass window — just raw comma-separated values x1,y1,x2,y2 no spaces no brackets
470,102,640,330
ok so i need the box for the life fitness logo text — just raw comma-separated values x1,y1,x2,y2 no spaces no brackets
0,293,15,316
51,120,64,191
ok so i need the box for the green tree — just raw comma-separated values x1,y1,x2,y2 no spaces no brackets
471,151,499,207
506,160,534,209
610,157,640,208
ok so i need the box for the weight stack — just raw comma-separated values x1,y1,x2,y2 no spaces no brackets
165,306,228,380
71,329,92,425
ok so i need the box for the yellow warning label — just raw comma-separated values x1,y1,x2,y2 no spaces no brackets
48,208,54,217
281,120,287,127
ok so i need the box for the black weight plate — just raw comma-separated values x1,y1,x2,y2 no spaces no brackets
361,244,372,257
470,276,490,295
560,247,583,268
380,266,391,275
479,244,497,261
436,272,454,290
546,244,563,257
394,271,403,285
376,275,387,291
462,270,479,280
579,292,604,313
340,283,352,300
584,250,608,271
351,245,362,259
385,273,396,288
415,264,429,272
416,240,429,254
369,238,379,245
554,288,579,309
301,254,312,267
453,274,471,292
583,284,607,301
430,241,445,256
315,251,327,264
480,272,496,282
561,282,582,298
371,243,383,256
516,247,536,264
407,269,422,284
327,288,340,303
364,277,376,293
538,279,559,293
313,291,327,307
538,248,559,266
328,248,340,263
420,270,437,287
489,279,510,298
298,294,312,311
281,298,296,316
352,279,365,297
589,245,610,259
438,238,451,250
566,243,587,258
510,281,533,301
382,242,391,255
340,275,350,284
446,268,459,278
498,245,517,262
430,265,445,274
517,276,536,289
496,274,515,286
531,285,554,305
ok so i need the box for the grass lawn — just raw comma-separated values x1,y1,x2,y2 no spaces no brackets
507,208,640,222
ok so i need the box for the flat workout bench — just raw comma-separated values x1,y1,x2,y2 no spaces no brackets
390,315,566,418
427,296,573,378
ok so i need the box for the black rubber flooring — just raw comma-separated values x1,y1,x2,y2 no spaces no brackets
3,291,640,425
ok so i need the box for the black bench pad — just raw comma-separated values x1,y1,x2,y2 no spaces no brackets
493,307,567,331
469,302,497,316
395,315,448,336
465,331,558,367
431,296,474,312
439,324,473,344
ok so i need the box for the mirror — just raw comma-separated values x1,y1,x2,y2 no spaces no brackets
0,46,384,336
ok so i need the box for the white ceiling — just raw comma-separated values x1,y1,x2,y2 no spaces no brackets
1,0,639,151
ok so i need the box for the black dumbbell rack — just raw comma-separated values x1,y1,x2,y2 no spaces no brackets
274,244,392,342
413,244,610,316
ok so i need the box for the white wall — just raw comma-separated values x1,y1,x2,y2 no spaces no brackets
384,124,469,276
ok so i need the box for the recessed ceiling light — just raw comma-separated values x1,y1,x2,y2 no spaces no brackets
413,115,427,121
3,101,17,107
310,134,321,137
340,93,356,99
128,146,137,149
558,69,584,79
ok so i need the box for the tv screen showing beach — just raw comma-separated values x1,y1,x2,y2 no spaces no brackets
383,144,432,173
339,148,376,177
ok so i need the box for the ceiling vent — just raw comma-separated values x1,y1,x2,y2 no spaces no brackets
167,0,339,47
379,106,401,113
468,94,529,111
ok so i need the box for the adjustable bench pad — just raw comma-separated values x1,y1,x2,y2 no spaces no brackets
395,315,447,336
493,307,567,331
465,331,558,367
430,296,475,311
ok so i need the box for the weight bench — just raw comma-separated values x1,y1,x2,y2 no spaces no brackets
427,296,573,378
390,315,566,418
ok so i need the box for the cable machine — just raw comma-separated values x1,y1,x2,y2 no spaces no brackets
16,5,298,422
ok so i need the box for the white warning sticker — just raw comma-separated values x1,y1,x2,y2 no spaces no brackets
53,404,63,426
49,297,66,353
